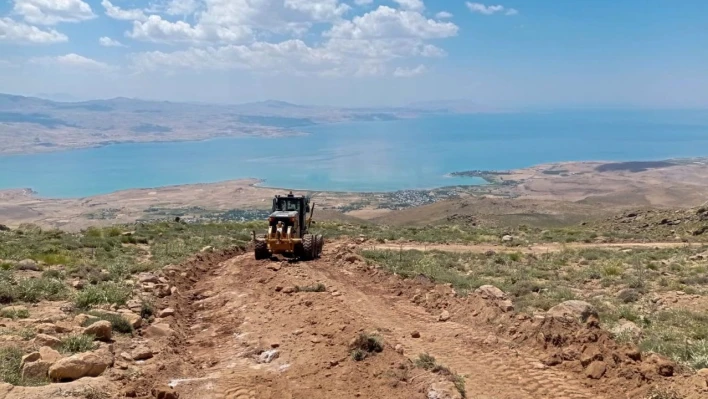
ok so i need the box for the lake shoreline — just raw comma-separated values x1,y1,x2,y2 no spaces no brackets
1,156,703,201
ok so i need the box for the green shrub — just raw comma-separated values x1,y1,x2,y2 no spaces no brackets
350,333,383,361
15,278,69,303
60,334,96,354
74,282,132,310
415,353,437,370
0,346,22,385
140,299,155,319
41,269,65,280
83,311,133,334
0,307,30,319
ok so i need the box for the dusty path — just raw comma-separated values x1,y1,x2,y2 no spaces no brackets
136,242,706,399
367,241,701,254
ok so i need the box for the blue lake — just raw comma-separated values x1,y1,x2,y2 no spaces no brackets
2,110,708,198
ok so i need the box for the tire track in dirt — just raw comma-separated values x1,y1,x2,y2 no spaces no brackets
307,257,607,399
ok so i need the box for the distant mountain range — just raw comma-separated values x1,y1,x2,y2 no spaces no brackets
0,93,497,155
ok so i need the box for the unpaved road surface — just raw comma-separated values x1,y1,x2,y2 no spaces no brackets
367,241,700,254
130,241,706,399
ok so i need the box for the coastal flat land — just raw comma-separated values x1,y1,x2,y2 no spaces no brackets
2,159,708,230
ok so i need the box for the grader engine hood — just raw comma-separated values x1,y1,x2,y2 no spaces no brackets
269,211,299,220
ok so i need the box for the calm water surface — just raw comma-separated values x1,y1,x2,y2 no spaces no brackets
2,110,708,198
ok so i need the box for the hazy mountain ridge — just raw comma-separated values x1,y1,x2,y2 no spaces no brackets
0,93,490,155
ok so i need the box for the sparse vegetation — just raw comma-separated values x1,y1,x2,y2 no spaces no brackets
364,244,708,370
295,283,327,293
74,282,132,309
415,353,466,398
0,346,22,385
0,307,30,319
60,334,96,354
140,299,155,319
350,333,384,361
0,272,69,304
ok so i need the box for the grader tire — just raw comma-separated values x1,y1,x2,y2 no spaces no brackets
254,240,269,260
302,234,315,260
315,235,324,258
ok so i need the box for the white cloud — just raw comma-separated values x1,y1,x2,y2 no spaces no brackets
393,64,426,77
325,6,457,40
435,11,453,19
127,2,457,78
284,0,351,21
392,0,424,12
466,2,518,16
31,53,111,71
130,40,340,74
126,0,355,45
127,14,252,44
99,36,126,47
13,0,95,25
101,0,147,22
0,17,68,43
165,0,200,16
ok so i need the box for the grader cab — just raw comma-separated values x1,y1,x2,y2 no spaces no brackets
253,192,324,260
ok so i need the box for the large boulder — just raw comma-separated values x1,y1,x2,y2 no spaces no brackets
83,320,112,341
118,311,142,329
22,360,52,381
48,352,110,381
39,346,62,364
547,300,599,322
33,334,62,349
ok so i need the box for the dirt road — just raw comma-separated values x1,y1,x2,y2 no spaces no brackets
367,241,700,254
128,242,705,399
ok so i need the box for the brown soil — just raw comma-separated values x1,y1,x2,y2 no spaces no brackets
119,242,706,399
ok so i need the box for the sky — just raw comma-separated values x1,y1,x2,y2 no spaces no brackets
0,0,706,108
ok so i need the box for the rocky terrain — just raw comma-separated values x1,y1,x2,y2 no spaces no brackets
1,220,707,398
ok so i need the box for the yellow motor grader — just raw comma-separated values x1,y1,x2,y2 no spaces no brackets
252,192,324,260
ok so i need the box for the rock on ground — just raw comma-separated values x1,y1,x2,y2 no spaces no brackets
118,311,142,328
427,381,464,399
475,285,507,300
585,361,607,379
547,300,599,322
33,334,62,349
17,259,40,271
48,352,111,381
258,349,280,364
39,346,62,364
144,323,175,338
83,320,112,341
22,360,52,380
131,345,153,361
611,320,643,340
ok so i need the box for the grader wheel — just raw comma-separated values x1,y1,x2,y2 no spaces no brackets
302,234,315,260
315,234,324,258
254,240,270,260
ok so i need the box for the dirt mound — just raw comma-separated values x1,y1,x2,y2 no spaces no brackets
122,245,451,399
